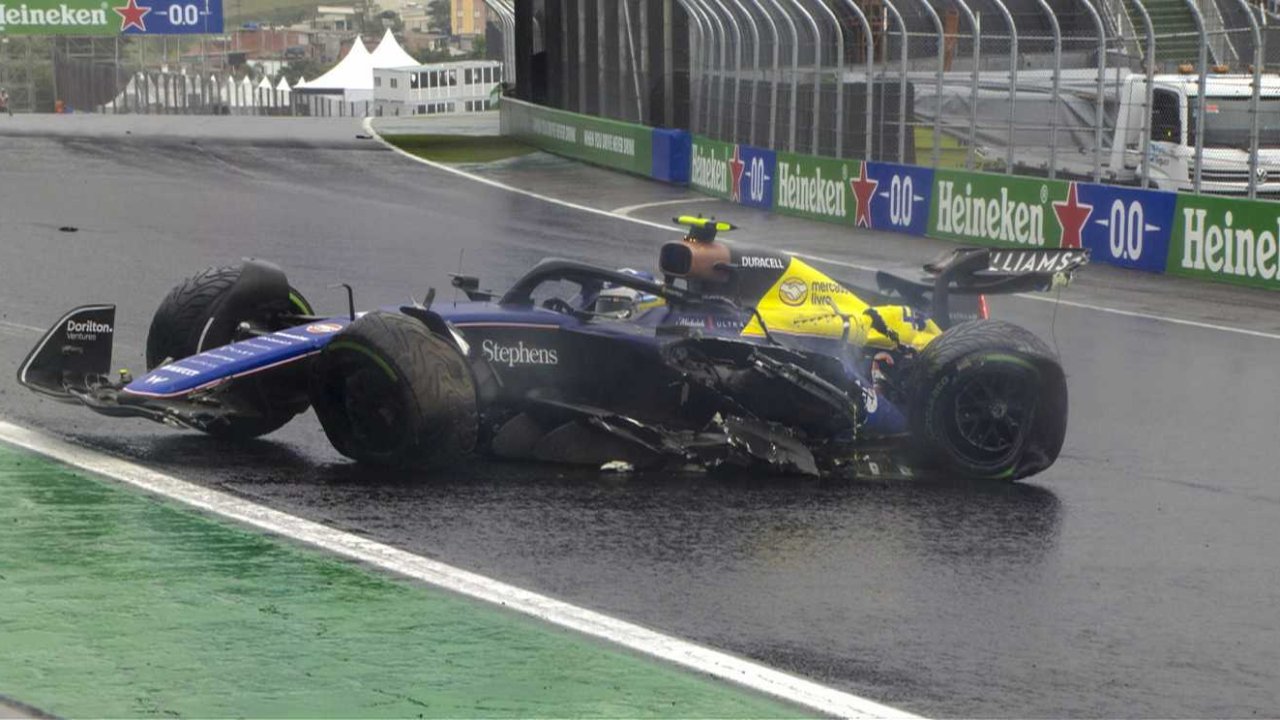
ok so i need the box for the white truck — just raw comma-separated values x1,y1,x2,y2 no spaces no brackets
914,69,1280,195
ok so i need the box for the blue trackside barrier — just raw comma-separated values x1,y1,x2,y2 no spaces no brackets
651,128,692,185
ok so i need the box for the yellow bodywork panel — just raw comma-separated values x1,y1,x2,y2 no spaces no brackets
743,256,942,351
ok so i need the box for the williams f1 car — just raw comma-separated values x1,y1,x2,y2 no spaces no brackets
19,218,1088,480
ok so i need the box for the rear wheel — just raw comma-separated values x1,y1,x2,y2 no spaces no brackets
146,264,313,440
909,320,1067,480
310,312,477,468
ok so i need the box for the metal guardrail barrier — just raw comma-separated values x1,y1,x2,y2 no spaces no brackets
524,0,1278,199
6,0,1277,198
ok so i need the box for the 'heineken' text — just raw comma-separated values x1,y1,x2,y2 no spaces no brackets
0,3,107,29
1180,208,1280,281
776,161,846,219
936,181,1046,246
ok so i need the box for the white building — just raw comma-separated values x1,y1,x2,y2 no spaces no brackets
373,60,502,116
313,6,357,32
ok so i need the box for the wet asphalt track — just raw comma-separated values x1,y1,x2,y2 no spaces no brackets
2,116,1279,717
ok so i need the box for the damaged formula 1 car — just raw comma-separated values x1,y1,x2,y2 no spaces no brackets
18,217,1088,480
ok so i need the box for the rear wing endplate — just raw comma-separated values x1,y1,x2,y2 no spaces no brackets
877,247,1090,329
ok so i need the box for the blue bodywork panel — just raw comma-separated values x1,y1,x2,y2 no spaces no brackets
436,300,908,436
120,297,908,437
123,319,350,398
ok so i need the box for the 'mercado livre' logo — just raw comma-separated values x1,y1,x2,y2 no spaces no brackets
778,277,808,306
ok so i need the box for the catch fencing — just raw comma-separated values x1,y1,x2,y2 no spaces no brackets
504,97,1280,292
536,0,1280,199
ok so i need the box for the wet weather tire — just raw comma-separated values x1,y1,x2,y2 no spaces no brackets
145,265,314,440
909,320,1067,481
310,312,478,468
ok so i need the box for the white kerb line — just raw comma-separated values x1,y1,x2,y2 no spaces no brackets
0,420,921,720
362,117,683,235
612,197,722,216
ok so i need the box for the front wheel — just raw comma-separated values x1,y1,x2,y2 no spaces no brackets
146,262,314,440
908,320,1067,481
310,312,478,468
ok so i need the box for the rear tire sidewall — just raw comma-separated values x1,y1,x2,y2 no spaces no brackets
918,354,1040,479
909,320,1067,481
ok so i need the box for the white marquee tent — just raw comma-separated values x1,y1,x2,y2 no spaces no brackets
299,36,374,100
97,31,414,115
370,29,418,69
296,31,417,102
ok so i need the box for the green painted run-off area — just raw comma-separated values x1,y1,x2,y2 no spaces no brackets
0,442,803,718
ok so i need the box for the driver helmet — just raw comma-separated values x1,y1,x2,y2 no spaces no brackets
593,268,660,318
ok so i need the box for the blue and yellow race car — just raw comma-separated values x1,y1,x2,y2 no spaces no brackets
19,217,1088,480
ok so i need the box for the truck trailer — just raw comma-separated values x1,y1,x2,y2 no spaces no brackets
913,68,1280,195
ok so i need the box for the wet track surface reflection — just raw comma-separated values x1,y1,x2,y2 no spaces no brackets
2,118,1279,717
70,430,1065,711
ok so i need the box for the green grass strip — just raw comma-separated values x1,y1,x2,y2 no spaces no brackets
386,134,536,164
0,443,804,719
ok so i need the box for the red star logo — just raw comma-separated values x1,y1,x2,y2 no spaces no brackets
113,0,151,31
729,145,746,203
850,163,879,228
1052,182,1093,249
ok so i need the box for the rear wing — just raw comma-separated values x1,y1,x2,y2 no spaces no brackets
876,247,1090,329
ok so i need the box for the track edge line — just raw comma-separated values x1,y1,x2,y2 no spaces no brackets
361,117,681,234
0,419,921,720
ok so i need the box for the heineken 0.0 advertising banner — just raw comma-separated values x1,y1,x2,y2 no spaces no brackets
929,170,1088,248
501,98,653,178
690,137,733,200
1169,193,1280,289
768,156,933,236
773,152,857,225
1076,183,1176,273
691,136,775,210
864,162,934,236
1,0,115,35
0,0,223,34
